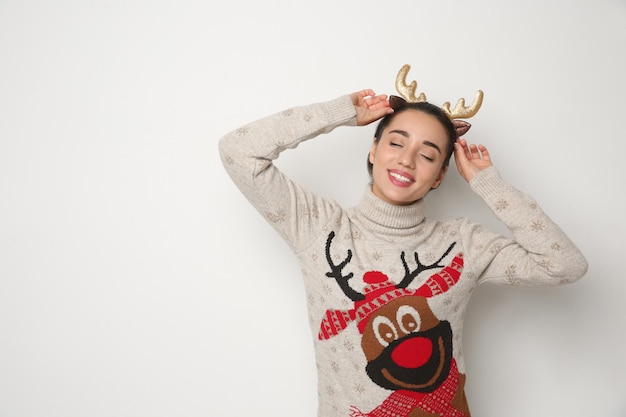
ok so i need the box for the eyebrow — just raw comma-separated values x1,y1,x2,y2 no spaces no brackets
388,129,442,154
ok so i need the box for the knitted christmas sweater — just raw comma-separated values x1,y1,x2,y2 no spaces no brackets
219,95,588,417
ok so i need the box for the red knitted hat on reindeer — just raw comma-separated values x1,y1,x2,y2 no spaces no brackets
318,253,464,340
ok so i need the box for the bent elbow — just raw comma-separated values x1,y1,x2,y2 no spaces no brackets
218,134,234,164
551,255,589,285
571,256,589,282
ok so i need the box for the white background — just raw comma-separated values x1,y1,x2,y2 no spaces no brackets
1,0,625,416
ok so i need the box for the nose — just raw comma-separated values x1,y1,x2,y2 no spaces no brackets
391,336,433,368
398,150,415,168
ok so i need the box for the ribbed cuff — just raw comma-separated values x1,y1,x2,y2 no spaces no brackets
318,95,358,128
469,166,508,200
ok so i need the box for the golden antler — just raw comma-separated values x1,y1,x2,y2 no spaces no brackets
441,90,484,120
395,64,427,103
395,64,484,120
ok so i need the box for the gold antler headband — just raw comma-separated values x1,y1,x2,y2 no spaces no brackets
392,64,484,135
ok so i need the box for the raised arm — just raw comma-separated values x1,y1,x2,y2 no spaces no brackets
456,147,588,286
219,91,390,252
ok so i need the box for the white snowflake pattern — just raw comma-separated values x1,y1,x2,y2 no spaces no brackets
343,340,356,351
505,264,517,280
489,243,502,255
354,383,367,394
302,203,319,219
265,208,286,223
424,252,437,263
235,126,249,136
345,230,362,240
538,259,554,271
530,220,546,232
495,199,509,211
323,283,333,295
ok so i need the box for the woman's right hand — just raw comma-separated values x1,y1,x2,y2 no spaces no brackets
350,90,393,126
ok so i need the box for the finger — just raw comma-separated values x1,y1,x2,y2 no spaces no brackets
458,139,473,159
359,89,376,99
453,141,469,165
477,145,490,160
469,144,479,158
364,94,388,106
350,90,376,105
368,99,391,111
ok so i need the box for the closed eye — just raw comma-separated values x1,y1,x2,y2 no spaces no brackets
421,154,434,162
390,142,402,147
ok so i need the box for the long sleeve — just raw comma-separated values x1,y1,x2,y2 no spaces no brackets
218,95,357,252
462,166,588,286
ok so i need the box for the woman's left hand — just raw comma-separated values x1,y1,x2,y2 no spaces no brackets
453,138,493,182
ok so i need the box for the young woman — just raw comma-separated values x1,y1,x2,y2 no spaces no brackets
219,81,587,417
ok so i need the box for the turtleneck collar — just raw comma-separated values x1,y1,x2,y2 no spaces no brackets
354,185,426,235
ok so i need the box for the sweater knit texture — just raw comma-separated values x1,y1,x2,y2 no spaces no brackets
219,95,588,417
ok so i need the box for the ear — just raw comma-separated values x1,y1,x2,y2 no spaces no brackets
431,165,449,189
452,120,471,137
369,139,378,164
389,95,408,110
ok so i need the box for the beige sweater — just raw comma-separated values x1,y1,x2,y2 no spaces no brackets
219,95,588,417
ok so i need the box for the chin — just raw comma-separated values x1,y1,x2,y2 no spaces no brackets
387,195,420,206
373,183,424,206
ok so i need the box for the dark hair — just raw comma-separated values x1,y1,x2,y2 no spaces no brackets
367,102,457,177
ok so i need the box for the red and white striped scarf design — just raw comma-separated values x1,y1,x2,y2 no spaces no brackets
349,360,467,417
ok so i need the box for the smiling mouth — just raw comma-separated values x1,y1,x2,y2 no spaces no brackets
389,171,415,184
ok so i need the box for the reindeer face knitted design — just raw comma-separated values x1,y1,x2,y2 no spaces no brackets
318,231,464,394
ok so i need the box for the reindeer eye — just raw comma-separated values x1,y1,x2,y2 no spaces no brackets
372,316,398,347
396,305,421,335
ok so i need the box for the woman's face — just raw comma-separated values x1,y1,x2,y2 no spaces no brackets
369,109,449,206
